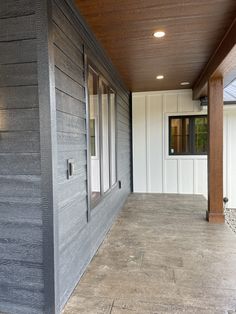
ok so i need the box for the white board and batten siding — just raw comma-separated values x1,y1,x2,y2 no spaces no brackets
224,108,236,208
132,90,236,209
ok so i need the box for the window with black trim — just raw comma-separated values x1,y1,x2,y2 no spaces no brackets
169,115,208,155
87,65,117,206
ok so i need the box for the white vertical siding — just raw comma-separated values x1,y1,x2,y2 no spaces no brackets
165,159,178,193
132,90,236,209
194,159,208,195
224,108,236,208
179,159,194,194
132,95,147,192
146,95,163,192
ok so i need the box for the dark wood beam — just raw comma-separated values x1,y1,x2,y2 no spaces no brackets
193,18,236,100
206,77,224,223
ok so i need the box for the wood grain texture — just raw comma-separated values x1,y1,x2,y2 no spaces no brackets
36,0,61,312
0,15,36,42
214,44,236,87
0,0,35,18
0,62,37,87
0,1,44,313
193,18,236,99
52,2,88,307
55,67,85,102
207,77,224,223
0,131,39,153
0,109,39,131
53,23,84,69
0,39,37,65
56,89,85,118
52,1,131,311
0,0,131,313
75,0,236,92
0,86,39,109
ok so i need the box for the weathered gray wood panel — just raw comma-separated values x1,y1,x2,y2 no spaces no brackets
57,132,86,152
0,86,39,109
0,132,40,153
0,0,35,19
56,89,85,118
0,15,36,42
0,200,42,222
0,39,37,65
0,109,39,131
52,0,131,311
55,67,85,102
53,23,84,69
0,0,131,312
0,2,44,313
54,45,84,85
0,63,38,87
0,154,41,175
52,2,83,53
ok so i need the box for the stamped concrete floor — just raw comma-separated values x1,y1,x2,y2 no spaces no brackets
63,194,236,314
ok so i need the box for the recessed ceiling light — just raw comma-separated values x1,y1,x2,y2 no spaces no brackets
180,82,190,86
156,75,164,80
154,31,165,38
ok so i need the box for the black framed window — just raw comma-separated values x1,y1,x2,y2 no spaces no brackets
90,118,96,157
87,64,117,207
169,115,208,155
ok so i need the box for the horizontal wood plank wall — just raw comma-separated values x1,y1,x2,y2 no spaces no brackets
52,0,131,310
0,1,44,314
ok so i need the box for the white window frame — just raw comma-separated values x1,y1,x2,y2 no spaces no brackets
86,60,118,212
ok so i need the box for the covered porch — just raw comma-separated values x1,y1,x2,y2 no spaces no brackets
63,194,236,313
1,1,236,313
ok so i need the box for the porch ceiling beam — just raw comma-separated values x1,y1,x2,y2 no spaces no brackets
193,18,236,100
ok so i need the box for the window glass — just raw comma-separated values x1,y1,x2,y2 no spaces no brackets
88,68,101,202
195,117,208,154
170,117,190,154
169,115,207,155
110,90,117,185
90,119,96,157
101,82,110,192
87,64,117,207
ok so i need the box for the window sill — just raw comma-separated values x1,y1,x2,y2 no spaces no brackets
90,182,119,211
165,154,207,160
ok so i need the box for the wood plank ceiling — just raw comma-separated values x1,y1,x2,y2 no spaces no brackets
75,0,236,92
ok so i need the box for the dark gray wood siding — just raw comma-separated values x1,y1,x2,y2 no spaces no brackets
52,0,131,310
0,1,44,314
0,0,131,313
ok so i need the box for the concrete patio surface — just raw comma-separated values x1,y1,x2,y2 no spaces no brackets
63,194,236,314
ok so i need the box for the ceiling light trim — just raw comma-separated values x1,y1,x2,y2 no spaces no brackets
180,82,190,86
153,31,166,38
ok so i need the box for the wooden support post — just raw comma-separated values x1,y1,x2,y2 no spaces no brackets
207,77,224,223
